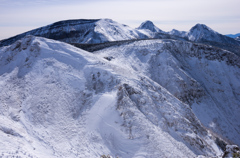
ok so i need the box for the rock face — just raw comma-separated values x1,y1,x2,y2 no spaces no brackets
222,145,240,158
0,35,240,157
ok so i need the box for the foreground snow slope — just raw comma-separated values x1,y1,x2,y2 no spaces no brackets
0,36,228,157
95,39,240,147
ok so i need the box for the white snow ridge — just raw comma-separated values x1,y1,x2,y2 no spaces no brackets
0,20,240,158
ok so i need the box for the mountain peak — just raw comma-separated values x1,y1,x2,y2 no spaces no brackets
99,18,114,23
138,20,162,33
190,23,216,34
188,23,218,41
141,20,154,26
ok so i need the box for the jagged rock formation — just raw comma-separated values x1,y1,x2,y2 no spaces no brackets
222,145,240,158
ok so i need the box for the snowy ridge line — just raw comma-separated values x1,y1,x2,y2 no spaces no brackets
71,37,240,62
70,37,193,52
70,38,175,52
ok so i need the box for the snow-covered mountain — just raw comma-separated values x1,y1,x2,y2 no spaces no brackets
0,19,148,47
185,24,240,56
137,20,164,33
188,24,217,41
136,21,189,41
1,19,240,157
0,35,240,157
1,19,239,55
187,24,240,45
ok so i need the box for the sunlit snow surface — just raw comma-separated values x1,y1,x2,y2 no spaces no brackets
0,36,239,157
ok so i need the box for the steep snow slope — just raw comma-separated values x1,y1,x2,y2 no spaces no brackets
0,36,225,157
0,19,147,47
95,39,240,147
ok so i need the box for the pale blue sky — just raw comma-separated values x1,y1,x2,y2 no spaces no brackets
0,0,240,40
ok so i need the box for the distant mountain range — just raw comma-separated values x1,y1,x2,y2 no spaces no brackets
1,19,240,56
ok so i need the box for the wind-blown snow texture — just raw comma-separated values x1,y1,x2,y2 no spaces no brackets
0,35,239,158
